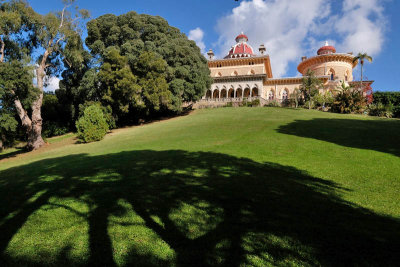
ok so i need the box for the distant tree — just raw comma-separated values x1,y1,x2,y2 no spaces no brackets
352,53,372,91
300,69,322,109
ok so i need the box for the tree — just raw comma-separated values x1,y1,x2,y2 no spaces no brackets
0,0,89,150
290,88,301,108
0,111,18,151
300,69,322,109
352,53,373,92
85,12,211,120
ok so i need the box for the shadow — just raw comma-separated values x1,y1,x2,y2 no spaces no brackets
0,150,399,266
277,118,400,157
0,147,26,161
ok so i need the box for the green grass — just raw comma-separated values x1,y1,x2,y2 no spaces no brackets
0,107,399,266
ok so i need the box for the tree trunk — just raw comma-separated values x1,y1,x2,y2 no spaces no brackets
0,37,5,63
0,138,3,152
26,67,46,150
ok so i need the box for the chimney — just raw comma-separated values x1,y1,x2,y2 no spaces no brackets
301,56,307,61
207,49,215,60
348,52,353,55
259,44,266,55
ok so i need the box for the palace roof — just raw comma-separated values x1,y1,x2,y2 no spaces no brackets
317,41,336,55
225,32,255,59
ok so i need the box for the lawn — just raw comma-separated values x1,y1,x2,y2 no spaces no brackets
0,107,399,266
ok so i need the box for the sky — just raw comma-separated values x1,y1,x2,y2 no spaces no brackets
27,0,400,92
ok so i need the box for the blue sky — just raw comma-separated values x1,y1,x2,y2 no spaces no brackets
28,0,399,92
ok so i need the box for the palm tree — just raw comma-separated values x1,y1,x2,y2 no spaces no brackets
352,53,373,92
300,69,323,109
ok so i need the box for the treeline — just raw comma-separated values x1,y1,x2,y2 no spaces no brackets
0,0,211,151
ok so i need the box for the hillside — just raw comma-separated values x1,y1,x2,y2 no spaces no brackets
0,107,399,266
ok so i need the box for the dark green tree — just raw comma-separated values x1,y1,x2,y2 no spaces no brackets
85,11,211,119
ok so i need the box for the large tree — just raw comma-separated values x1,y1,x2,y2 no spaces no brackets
84,12,211,122
0,0,89,150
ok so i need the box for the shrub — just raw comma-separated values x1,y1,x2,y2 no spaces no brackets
251,99,260,107
42,121,69,138
368,103,393,118
225,102,233,107
265,100,280,107
331,84,367,114
393,106,400,118
78,102,116,130
76,104,109,143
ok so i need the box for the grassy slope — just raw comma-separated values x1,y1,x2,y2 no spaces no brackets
0,107,399,266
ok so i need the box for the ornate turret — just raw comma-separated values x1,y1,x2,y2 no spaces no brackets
207,49,215,60
259,44,266,55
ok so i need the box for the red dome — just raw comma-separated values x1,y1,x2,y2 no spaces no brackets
225,32,255,58
235,33,248,42
317,41,336,55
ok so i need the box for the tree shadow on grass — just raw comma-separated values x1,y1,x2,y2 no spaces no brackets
0,147,26,161
0,150,399,266
277,118,400,157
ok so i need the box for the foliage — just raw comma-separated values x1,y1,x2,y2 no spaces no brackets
331,83,367,114
265,100,280,107
0,111,18,149
373,91,400,106
225,101,233,107
251,98,260,107
76,104,109,143
314,91,334,108
289,88,302,108
85,11,211,117
368,103,393,118
300,69,322,109
78,101,116,130
41,93,72,137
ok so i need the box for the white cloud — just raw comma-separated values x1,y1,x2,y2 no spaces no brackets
215,0,387,77
44,76,60,92
188,27,206,53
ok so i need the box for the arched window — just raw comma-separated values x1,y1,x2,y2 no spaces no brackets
329,68,335,81
268,90,274,100
282,89,288,100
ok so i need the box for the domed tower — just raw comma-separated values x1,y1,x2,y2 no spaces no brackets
225,32,255,59
298,41,357,83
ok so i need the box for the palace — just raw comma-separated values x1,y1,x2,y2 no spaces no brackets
198,32,372,107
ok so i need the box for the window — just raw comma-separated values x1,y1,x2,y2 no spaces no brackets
268,90,274,100
282,90,288,100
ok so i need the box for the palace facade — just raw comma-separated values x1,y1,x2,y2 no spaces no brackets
198,32,371,107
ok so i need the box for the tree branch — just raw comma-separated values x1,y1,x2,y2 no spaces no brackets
0,36,5,63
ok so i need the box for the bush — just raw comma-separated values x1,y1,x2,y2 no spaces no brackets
251,99,260,107
42,121,69,138
78,101,116,130
331,85,367,114
368,103,393,118
373,92,400,106
265,100,280,107
76,104,109,143
225,102,233,107
393,106,400,118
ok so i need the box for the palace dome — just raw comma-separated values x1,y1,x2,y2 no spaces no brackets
225,32,255,59
317,41,336,55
